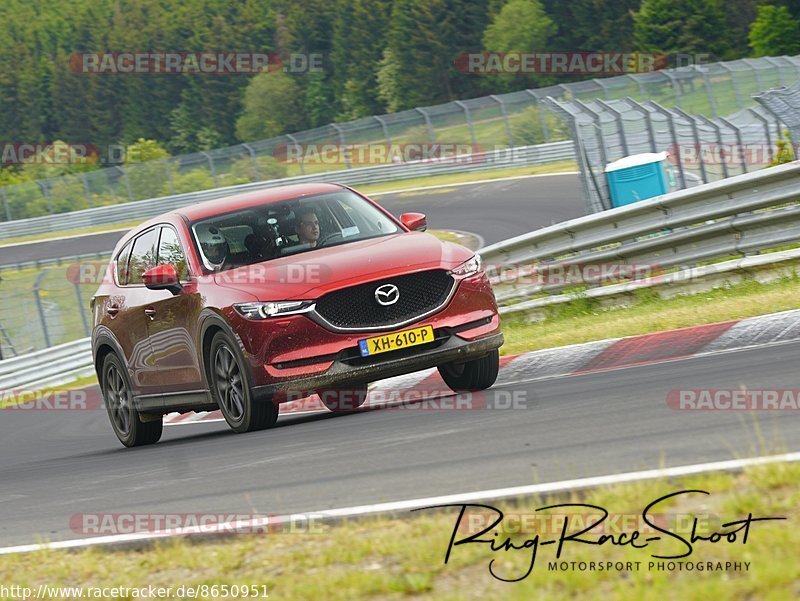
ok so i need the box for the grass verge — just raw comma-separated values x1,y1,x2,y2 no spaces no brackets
1,459,797,599
500,272,800,356
0,162,577,247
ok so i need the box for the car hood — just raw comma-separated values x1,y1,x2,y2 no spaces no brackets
213,231,473,300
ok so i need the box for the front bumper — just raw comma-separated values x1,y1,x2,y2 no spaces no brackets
251,330,504,403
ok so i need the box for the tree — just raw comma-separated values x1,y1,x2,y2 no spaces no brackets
749,5,800,56
235,71,306,141
376,0,451,111
482,0,556,91
633,0,731,59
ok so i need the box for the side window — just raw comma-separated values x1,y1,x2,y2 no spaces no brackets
156,226,190,281
127,229,158,285
115,241,132,286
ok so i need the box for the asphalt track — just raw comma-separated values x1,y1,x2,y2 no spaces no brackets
0,174,584,264
2,341,800,547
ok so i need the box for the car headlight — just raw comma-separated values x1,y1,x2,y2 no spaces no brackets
448,255,482,278
233,300,315,319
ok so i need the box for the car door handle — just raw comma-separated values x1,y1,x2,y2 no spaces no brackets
144,308,157,319
107,304,120,317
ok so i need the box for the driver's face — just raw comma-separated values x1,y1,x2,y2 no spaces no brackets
297,213,320,244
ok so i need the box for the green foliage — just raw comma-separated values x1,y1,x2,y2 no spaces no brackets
634,0,730,58
770,130,797,166
482,0,556,91
228,155,288,184
748,5,800,57
235,71,306,141
162,169,216,196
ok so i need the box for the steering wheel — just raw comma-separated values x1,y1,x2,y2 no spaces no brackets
315,232,343,248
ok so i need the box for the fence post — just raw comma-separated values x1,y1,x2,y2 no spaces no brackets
241,143,259,180
1,188,10,221
117,166,133,202
374,116,392,146
672,107,708,184
545,97,603,213
284,134,304,175
627,74,647,99
748,107,774,163
73,281,90,337
764,56,787,86
38,181,53,214
701,69,718,117
33,269,52,348
490,95,513,147
454,101,476,146
660,71,682,107
574,99,610,168
593,79,612,100
525,90,551,143
594,99,629,157
742,58,765,92
201,152,218,186
697,115,729,179
162,159,175,194
719,116,749,174
331,124,351,169
719,62,743,110
645,101,687,188
415,108,436,144
625,97,658,153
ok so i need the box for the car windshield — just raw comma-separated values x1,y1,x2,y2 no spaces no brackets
191,189,401,271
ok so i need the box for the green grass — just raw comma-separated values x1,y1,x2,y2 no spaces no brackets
2,459,797,599
500,270,800,356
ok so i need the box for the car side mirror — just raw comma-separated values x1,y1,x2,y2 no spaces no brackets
400,212,427,232
143,264,182,295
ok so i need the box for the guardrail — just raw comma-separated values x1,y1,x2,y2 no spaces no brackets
3,161,800,392
479,160,800,304
0,142,574,240
0,338,94,391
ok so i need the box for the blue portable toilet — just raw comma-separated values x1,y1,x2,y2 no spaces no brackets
605,152,669,208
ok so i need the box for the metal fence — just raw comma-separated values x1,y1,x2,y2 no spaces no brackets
0,141,574,240
480,160,800,305
1,55,798,224
6,160,800,387
548,96,786,212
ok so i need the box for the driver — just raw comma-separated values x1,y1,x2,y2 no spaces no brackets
295,208,320,247
196,223,228,270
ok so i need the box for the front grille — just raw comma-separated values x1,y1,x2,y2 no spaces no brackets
314,270,455,330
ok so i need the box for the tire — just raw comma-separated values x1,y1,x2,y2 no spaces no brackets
318,383,368,412
101,353,163,448
209,331,278,433
438,349,500,393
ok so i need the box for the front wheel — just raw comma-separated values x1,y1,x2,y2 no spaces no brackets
102,353,163,447
438,349,499,392
209,331,278,433
318,383,368,412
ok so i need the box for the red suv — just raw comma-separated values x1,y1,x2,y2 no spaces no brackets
91,183,503,447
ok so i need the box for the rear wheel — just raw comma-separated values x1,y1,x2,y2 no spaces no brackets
209,331,278,433
318,383,368,412
438,349,499,392
102,353,163,447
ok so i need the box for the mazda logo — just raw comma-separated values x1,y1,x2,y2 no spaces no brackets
374,284,400,306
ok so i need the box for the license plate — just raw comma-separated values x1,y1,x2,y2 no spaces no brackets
359,325,434,357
